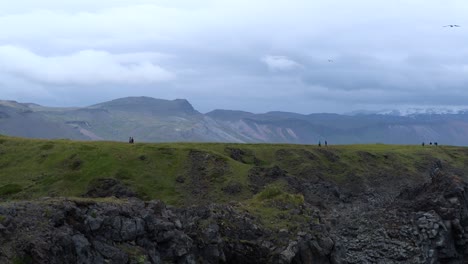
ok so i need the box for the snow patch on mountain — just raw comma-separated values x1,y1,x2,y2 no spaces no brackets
348,107,468,116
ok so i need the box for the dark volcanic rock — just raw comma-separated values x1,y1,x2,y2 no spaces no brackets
316,149,340,163
287,176,346,209
0,198,336,264
328,164,468,264
2,162,468,263
183,150,230,200
0,200,288,263
394,168,468,263
249,165,288,193
83,178,137,198
221,182,243,195
225,147,262,165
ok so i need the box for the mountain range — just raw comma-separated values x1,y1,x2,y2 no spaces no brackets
1,96,468,145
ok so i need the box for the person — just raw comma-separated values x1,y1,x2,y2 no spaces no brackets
325,140,328,147
434,142,438,146
422,142,425,147
318,141,321,147
430,142,432,146
129,137,135,144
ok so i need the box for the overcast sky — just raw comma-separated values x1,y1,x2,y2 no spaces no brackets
0,0,467,114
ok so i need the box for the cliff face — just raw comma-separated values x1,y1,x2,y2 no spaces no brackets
329,164,468,263
1,162,468,264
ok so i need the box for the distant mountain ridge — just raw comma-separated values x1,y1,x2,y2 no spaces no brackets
2,96,468,145
348,107,468,117
90,97,198,116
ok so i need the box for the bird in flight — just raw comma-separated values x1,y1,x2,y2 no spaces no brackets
443,25,461,28
328,59,334,63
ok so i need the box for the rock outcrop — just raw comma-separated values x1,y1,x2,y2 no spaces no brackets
328,163,468,263
1,162,468,263
0,197,337,264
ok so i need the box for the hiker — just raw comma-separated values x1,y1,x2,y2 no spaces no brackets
430,142,432,146
434,142,438,146
422,142,425,147
129,137,132,144
318,141,321,147
325,140,328,147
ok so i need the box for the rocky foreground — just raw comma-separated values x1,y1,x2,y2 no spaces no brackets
1,162,468,263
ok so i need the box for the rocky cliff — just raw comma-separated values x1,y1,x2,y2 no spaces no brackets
1,161,468,264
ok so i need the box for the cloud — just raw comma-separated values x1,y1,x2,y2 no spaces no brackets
262,55,301,71
299,53,468,93
0,46,175,85
0,0,468,112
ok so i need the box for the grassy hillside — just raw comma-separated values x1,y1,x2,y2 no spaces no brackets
3,135,468,231
1,135,468,209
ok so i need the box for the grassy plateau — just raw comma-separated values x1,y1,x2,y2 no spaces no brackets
1,135,468,230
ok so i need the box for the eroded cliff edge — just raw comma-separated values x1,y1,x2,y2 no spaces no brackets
1,162,468,264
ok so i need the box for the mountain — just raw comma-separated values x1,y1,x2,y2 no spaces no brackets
207,110,468,145
2,96,468,145
0,101,87,140
90,96,198,116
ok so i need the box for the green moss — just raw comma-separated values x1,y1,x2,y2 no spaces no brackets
242,183,307,230
13,255,33,264
0,184,22,196
254,184,304,207
136,255,147,264
118,244,147,263
256,185,283,200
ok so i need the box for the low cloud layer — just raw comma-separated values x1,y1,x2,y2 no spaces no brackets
0,46,174,85
0,0,467,113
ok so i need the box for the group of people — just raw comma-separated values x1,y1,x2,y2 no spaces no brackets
125,137,443,147
318,140,328,147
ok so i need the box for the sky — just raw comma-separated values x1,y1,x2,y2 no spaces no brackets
0,0,467,114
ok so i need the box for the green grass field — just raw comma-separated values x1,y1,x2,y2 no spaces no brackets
1,135,467,209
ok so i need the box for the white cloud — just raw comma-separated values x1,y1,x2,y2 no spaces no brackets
262,55,301,71
0,46,175,85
